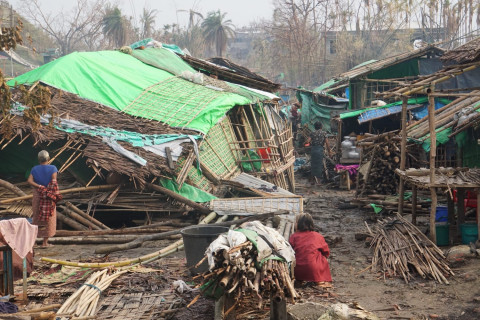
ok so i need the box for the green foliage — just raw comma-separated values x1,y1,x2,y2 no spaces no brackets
102,6,128,48
201,10,235,57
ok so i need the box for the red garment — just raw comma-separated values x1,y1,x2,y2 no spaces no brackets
38,180,62,222
289,231,332,282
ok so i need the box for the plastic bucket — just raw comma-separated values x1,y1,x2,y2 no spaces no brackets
181,225,229,274
460,223,479,244
435,222,449,246
435,206,448,222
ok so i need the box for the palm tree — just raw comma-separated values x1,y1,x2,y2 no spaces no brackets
102,6,127,48
201,10,235,57
177,9,204,31
140,8,157,39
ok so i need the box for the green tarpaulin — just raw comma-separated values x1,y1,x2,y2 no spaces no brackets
297,91,346,131
313,79,341,93
131,47,195,76
8,51,172,111
419,127,452,152
159,178,216,203
8,50,255,134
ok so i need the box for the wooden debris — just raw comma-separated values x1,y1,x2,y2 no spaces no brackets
95,210,286,254
57,269,128,318
366,214,454,284
357,132,401,196
196,239,298,307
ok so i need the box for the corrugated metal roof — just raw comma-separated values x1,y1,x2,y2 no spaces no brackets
318,45,444,93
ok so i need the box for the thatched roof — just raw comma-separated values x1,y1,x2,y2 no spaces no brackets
441,37,480,64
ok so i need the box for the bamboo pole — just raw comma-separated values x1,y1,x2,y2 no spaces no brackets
57,211,89,231
0,179,26,197
42,240,185,268
412,185,417,226
147,183,211,214
398,96,408,215
477,190,480,245
428,87,437,243
0,185,119,204
58,205,101,230
65,201,110,230
17,304,62,314
94,210,284,254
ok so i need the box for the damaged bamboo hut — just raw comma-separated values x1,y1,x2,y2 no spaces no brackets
0,44,297,222
0,41,302,319
296,45,445,152
374,37,480,244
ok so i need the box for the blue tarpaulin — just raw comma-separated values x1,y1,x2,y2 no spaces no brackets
355,98,451,124
358,104,423,123
411,100,447,120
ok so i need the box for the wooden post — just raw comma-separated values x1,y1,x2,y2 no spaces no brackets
447,191,455,242
398,96,408,215
428,87,437,243
270,296,287,320
411,185,417,225
336,120,343,160
477,190,480,244
214,296,224,320
224,294,236,320
457,188,466,242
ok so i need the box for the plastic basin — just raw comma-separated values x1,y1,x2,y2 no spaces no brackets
181,225,229,274
435,206,448,222
460,223,479,245
435,222,449,246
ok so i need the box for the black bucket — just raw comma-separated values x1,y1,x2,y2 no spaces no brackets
181,225,229,274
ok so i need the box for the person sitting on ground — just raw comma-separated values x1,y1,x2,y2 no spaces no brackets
27,150,61,248
289,213,332,284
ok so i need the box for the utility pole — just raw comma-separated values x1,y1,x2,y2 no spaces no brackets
9,4,13,77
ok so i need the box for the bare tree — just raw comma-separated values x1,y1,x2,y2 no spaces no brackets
18,0,105,55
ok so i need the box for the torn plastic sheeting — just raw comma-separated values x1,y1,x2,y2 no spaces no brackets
239,221,295,266
205,230,247,271
143,138,189,161
370,203,383,214
9,104,201,148
102,137,147,166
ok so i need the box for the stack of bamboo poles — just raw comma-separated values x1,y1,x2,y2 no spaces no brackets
407,92,480,140
351,194,430,215
57,269,128,319
195,240,298,313
366,214,454,284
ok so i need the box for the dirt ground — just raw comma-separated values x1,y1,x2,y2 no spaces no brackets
30,181,480,320
293,180,480,320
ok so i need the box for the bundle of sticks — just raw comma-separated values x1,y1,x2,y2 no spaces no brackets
57,268,128,319
366,214,454,284
356,132,401,196
196,240,298,310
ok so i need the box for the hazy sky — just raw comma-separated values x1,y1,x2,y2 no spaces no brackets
10,0,275,28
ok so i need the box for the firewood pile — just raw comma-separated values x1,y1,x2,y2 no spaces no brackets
356,131,401,196
195,239,298,313
366,214,454,284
